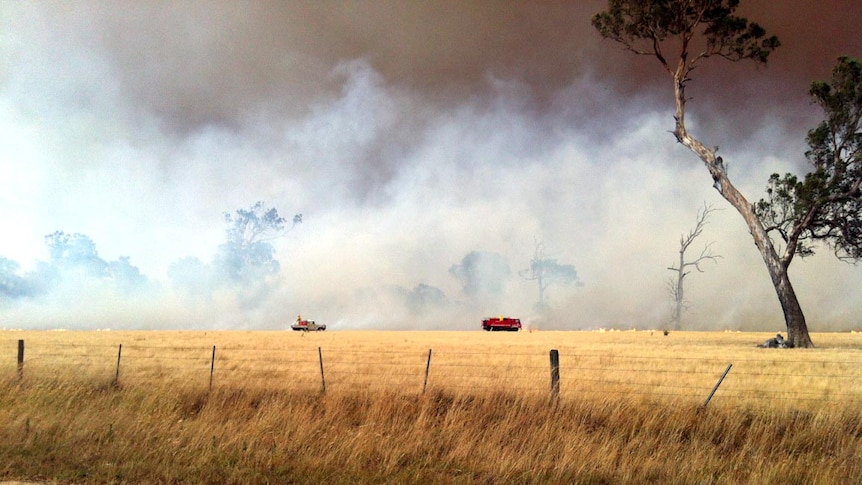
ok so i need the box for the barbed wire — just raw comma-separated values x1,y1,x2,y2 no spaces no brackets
10,340,860,362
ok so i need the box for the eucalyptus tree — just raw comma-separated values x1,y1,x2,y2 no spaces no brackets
593,1,862,347
216,201,299,284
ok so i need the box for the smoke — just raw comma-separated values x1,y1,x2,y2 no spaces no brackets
1,2,861,331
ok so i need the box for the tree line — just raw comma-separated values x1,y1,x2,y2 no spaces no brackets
0,202,582,321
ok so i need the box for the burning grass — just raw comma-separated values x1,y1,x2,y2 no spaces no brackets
1,330,861,483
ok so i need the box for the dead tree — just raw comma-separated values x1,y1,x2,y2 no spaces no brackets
667,204,721,330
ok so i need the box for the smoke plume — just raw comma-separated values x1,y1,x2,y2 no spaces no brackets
1,1,860,330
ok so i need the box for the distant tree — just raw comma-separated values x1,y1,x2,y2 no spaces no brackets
519,241,580,310
108,256,148,293
0,257,29,299
591,1,862,347
167,256,212,297
405,283,448,314
214,201,299,284
667,204,721,330
44,231,107,277
169,202,300,300
449,251,511,298
3,232,150,297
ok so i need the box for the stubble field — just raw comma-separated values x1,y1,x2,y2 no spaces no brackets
1,329,861,484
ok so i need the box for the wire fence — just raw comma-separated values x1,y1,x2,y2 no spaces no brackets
5,338,862,408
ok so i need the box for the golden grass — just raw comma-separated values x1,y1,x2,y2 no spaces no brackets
1,330,861,483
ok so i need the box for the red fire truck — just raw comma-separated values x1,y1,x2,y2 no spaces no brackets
482,316,522,332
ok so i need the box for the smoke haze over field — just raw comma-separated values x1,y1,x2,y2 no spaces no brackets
1,1,861,330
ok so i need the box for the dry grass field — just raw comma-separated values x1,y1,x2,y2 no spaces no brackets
1,330,861,484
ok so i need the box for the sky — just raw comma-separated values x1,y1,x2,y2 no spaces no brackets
1,1,860,331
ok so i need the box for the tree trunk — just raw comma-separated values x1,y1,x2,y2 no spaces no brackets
672,68,814,348
672,252,684,330
723,183,814,347
773,270,814,348
537,275,545,307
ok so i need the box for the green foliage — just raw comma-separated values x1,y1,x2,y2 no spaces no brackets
592,0,779,68
592,1,824,346
756,57,862,261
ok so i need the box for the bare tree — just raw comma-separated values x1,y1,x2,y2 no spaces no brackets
667,204,721,330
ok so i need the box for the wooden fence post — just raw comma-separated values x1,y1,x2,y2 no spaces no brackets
549,349,560,403
17,339,24,381
422,349,432,394
703,363,732,408
113,344,122,386
318,347,326,393
209,346,216,392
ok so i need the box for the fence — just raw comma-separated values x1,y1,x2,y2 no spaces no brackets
7,338,862,409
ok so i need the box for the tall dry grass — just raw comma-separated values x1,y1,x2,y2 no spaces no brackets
1,330,861,483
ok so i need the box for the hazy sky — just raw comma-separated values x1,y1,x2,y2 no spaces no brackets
1,1,860,330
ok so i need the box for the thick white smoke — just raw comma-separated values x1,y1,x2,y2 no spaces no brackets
1,2,860,331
